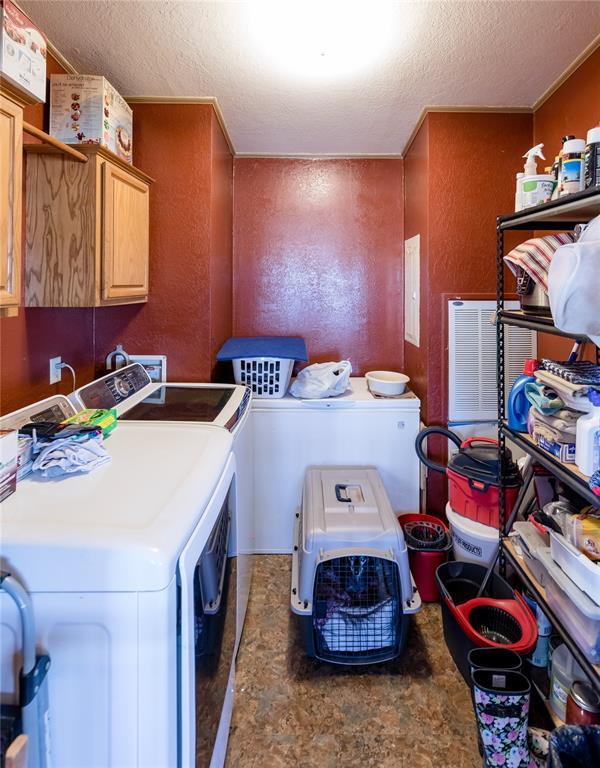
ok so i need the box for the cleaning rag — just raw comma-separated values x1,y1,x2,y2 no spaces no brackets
504,233,575,292
32,434,111,478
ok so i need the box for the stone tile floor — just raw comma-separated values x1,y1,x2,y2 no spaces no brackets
226,556,480,768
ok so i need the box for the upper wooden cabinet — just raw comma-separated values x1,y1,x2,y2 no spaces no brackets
25,144,153,307
0,85,25,317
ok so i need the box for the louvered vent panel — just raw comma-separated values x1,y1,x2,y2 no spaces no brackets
448,300,536,422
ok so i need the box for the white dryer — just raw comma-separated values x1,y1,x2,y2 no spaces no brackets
0,396,237,768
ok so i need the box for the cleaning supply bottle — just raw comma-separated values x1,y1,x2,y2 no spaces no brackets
514,172,525,211
585,124,600,189
554,135,575,199
519,144,555,209
508,359,540,433
560,138,586,196
575,390,600,475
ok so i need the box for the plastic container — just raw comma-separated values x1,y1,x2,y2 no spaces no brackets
446,503,499,567
585,124,600,189
550,531,600,605
507,359,539,432
513,522,551,587
538,550,600,664
232,357,294,398
549,643,586,721
365,371,409,397
217,336,308,399
398,513,451,602
575,390,600,476
522,174,556,208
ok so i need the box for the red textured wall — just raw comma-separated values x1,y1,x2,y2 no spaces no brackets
403,112,533,514
0,53,96,415
209,112,234,379
94,103,219,381
232,158,404,374
534,46,600,360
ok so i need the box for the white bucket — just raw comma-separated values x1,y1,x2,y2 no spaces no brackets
446,503,499,567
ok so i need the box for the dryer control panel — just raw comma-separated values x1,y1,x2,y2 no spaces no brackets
74,364,152,409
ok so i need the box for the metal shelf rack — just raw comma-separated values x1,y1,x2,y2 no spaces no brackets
496,187,600,692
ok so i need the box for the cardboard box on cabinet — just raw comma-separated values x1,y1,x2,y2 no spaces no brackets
1,0,47,102
50,73,133,163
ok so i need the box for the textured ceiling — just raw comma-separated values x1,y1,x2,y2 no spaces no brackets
21,0,600,155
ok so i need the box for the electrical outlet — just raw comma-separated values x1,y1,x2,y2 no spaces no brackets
49,356,62,384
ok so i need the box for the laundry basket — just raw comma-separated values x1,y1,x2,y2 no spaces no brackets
216,336,308,399
291,467,421,664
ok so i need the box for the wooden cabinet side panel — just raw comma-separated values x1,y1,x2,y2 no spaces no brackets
101,163,149,302
0,95,22,310
25,154,97,307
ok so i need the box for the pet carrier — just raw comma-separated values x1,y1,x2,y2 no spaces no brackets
291,467,421,665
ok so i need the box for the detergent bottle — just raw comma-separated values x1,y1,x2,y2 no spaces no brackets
507,359,540,432
517,144,556,210
575,390,600,476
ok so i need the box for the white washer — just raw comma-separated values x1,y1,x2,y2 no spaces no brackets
0,397,236,768
252,378,421,553
70,364,254,645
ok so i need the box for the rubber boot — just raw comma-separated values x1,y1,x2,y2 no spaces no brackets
471,668,536,768
468,648,523,756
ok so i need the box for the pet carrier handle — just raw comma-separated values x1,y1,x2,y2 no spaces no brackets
415,427,462,473
335,484,351,503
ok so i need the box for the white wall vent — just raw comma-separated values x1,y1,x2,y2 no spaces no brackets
448,300,536,422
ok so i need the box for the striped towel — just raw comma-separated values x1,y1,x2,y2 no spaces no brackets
504,233,575,292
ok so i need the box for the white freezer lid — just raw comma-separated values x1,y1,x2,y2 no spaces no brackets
0,422,233,593
251,377,420,410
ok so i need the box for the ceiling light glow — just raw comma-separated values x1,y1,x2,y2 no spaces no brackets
247,0,397,81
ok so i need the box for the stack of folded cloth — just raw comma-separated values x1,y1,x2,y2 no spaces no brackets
525,380,580,463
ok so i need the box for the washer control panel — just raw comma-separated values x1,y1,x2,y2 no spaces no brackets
75,363,152,409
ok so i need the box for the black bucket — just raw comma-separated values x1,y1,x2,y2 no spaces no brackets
435,561,515,684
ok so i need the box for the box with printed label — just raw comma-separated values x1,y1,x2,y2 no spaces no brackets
0,429,18,502
50,74,133,163
1,0,47,102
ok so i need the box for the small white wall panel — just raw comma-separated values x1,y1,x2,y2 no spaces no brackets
404,234,420,347
448,300,536,422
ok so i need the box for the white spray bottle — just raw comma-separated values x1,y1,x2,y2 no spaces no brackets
517,143,556,211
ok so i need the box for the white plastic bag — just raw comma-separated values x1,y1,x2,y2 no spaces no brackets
548,214,600,345
289,360,352,399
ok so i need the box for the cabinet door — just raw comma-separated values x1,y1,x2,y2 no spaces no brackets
0,94,23,313
102,161,149,302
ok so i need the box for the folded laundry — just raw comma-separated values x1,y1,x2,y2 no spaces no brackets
504,233,575,292
524,381,563,415
32,434,111,478
541,359,600,386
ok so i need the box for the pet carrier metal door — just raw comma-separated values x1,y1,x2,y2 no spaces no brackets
312,554,405,664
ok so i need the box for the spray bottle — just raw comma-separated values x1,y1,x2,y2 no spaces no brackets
517,144,556,210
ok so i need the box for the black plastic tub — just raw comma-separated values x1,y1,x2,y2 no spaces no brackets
435,561,516,683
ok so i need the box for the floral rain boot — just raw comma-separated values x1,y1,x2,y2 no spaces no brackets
468,648,523,756
471,668,536,768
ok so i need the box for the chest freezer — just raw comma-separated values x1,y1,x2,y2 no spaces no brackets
252,377,421,552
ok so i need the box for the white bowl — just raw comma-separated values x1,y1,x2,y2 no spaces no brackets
365,370,410,397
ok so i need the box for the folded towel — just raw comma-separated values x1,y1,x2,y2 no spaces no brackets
524,381,563,415
504,233,575,292
32,435,111,478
